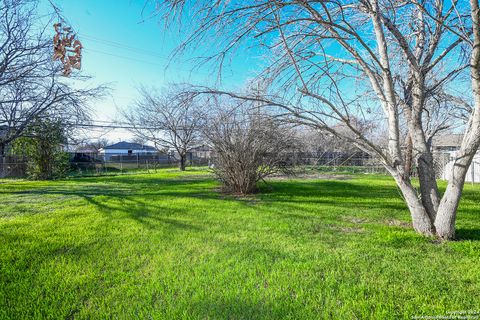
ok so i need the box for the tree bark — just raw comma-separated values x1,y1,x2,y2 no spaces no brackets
179,154,186,171
415,142,440,221
435,134,480,239
435,164,467,239
0,143,6,178
390,170,436,236
434,0,480,239
409,72,441,222
404,134,413,175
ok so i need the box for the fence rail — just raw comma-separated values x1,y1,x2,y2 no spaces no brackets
70,158,209,177
1,151,464,180
0,158,210,178
0,162,27,178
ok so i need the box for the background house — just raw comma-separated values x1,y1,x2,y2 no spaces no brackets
99,141,157,161
434,134,480,183
70,147,100,163
189,144,213,160
432,134,463,152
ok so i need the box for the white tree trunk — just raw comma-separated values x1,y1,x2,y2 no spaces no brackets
434,0,480,239
411,125,440,220
435,139,479,238
409,72,441,221
389,170,436,236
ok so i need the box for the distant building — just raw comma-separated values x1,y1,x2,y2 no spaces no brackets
99,141,157,161
71,147,99,163
431,134,463,152
433,134,480,183
189,144,213,159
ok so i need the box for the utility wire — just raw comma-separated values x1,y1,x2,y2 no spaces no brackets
83,48,211,77
83,48,167,68
81,34,169,59
1,119,183,131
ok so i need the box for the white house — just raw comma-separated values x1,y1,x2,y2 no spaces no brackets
435,135,480,183
442,151,480,184
99,141,157,161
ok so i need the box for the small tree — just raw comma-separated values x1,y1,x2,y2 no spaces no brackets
123,86,204,171
14,119,69,180
205,102,297,194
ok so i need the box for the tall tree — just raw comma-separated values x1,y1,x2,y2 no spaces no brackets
152,0,476,239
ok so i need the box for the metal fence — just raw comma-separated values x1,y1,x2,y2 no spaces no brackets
0,157,210,178
0,152,392,179
1,151,467,180
0,162,28,178
70,158,209,177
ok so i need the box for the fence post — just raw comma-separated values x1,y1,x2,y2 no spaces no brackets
472,161,475,185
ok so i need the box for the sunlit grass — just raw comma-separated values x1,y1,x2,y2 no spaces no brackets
1,168,479,319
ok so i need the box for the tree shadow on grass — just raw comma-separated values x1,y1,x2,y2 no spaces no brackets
80,194,204,233
186,297,302,320
3,179,223,203
3,174,479,241
454,228,480,241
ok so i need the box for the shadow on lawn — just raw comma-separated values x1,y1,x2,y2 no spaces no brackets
3,174,479,240
189,297,301,320
0,177,220,200
77,194,204,234
0,177,208,233
455,228,480,241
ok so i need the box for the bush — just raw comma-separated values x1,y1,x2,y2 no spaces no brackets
204,107,297,194
13,119,69,180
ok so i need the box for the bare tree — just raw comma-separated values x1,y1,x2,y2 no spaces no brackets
204,98,297,194
0,0,105,162
297,119,375,166
76,138,110,153
123,86,204,171
151,0,478,239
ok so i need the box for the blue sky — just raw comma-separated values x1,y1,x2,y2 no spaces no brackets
41,0,261,142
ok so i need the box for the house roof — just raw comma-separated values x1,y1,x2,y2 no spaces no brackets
432,134,463,148
190,144,213,152
102,141,156,151
75,148,98,153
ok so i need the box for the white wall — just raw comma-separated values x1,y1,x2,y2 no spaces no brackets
99,149,156,155
98,149,157,161
442,152,480,183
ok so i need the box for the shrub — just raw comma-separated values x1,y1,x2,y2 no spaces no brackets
13,119,69,180
204,108,297,194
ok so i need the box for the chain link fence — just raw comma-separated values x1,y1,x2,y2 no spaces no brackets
69,156,210,177
0,162,28,178
2,150,471,180
0,155,210,178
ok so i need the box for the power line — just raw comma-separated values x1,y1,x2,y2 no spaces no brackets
83,48,212,77
73,123,155,130
83,48,168,68
81,34,170,59
2,119,183,131
78,34,215,77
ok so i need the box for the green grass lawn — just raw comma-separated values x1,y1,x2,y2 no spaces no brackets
1,169,479,319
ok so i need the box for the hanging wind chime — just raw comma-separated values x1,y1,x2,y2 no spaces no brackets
53,23,82,76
